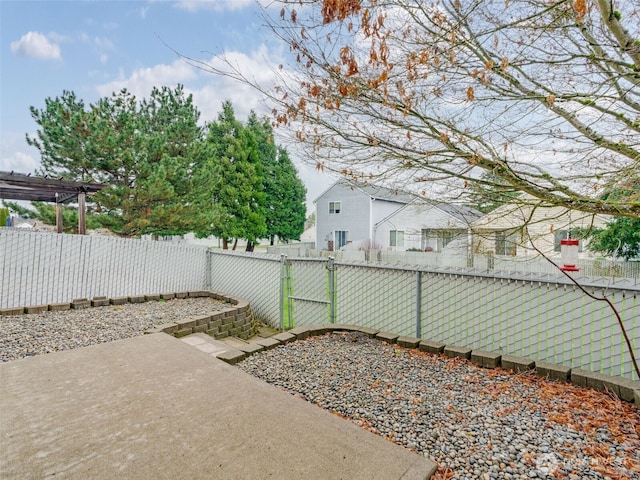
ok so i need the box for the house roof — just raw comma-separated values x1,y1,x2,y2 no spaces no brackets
314,179,416,204
470,195,611,230
430,202,484,223
376,197,483,227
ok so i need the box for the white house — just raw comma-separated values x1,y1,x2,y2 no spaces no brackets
314,179,483,251
314,180,415,251
374,199,483,252
470,197,610,257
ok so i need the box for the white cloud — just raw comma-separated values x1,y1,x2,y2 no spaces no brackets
173,0,256,12
0,151,39,174
190,47,282,121
95,59,197,98
10,31,61,60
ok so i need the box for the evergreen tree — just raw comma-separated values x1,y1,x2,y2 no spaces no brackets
26,86,205,236
197,102,266,250
246,112,307,244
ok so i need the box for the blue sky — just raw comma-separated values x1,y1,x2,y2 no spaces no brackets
0,0,335,209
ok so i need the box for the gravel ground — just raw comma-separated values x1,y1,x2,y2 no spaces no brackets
2,306,638,480
0,298,226,362
238,331,640,480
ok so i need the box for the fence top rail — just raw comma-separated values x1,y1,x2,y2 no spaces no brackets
329,260,640,293
206,249,283,263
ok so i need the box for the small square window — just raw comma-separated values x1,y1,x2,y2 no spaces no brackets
390,230,405,247
329,201,341,214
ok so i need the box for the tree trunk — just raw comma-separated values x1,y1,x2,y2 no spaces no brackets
246,241,254,252
232,238,238,250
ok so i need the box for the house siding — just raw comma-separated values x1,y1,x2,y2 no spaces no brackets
375,202,471,252
472,203,607,257
315,182,372,250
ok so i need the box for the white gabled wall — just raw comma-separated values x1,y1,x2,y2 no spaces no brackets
471,202,609,256
375,201,471,252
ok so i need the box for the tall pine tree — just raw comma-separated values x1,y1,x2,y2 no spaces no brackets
197,102,266,250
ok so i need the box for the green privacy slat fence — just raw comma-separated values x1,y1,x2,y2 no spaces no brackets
206,251,638,380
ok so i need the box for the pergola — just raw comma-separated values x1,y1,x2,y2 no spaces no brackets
0,171,106,234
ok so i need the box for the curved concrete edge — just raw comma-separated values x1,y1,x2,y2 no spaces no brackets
236,324,639,406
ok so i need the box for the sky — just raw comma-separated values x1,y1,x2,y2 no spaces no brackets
0,0,336,211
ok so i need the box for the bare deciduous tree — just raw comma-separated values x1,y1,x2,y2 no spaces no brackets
198,0,639,217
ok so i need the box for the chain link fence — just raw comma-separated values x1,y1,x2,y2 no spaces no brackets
206,250,282,325
2,231,637,380
209,252,638,380
1,230,208,308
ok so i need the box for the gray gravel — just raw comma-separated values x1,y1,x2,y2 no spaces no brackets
238,331,640,480
0,298,226,362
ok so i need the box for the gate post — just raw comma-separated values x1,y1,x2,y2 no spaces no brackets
415,269,422,338
279,254,286,331
328,257,336,324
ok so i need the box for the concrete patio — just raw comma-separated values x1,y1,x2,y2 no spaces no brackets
0,333,437,479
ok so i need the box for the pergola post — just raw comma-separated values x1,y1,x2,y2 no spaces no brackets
56,194,63,234
78,192,86,235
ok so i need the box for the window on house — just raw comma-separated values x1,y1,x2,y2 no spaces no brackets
335,230,348,249
495,231,519,256
437,230,465,251
329,201,341,214
390,230,405,247
554,230,583,252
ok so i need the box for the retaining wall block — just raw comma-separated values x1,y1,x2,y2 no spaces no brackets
24,305,48,314
110,297,128,305
91,297,110,307
71,299,91,309
237,343,264,355
501,355,535,373
48,303,71,312
194,324,208,333
535,361,571,382
216,349,246,365
616,378,640,403
188,291,209,298
128,295,145,304
157,323,178,335
397,336,421,349
175,292,188,299
470,350,502,369
419,340,445,354
194,315,212,327
174,328,194,338
569,369,589,388
175,318,196,331
356,326,380,337
255,338,280,350
144,294,161,302
376,331,399,344
289,326,312,340
272,332,296,344
160,292,176,300
1,307,24,316
444,345,472,360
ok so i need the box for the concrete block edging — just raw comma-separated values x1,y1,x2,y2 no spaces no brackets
1,291,257,341
233,324,639,406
